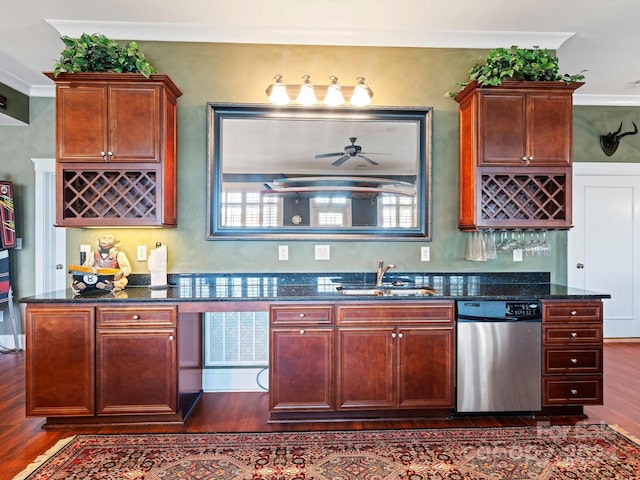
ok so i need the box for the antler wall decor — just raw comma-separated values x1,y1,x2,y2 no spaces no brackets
600,121,638,156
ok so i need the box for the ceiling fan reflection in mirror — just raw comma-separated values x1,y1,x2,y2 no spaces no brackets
314,137,389,167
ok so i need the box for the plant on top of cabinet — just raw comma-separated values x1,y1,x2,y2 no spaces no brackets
53,33,157,78
446,45,585,97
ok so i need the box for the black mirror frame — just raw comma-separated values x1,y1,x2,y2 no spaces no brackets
206,103,432,240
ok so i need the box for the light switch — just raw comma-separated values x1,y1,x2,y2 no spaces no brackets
420,246,430,261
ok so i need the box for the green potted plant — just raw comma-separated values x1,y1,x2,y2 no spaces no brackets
52,33,157,78
447,45,585,97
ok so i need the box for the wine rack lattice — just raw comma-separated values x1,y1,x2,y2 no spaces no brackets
481,172,567,221
62,170,157,220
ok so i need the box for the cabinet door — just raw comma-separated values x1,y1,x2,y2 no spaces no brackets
397,327,454,408
108,85,161,163
337,327,395,410
479,93,526,165
56,84,108,162
269,327,334,412
96,328,177,415
25,305,95,417
479,92,572,167
527,93,572,166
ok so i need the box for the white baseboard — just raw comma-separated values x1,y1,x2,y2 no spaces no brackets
0,334,24,351
202,367,269,392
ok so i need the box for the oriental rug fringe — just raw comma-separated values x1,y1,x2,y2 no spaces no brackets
14,424,640,479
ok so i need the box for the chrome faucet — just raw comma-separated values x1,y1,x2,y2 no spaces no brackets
375,260,396,286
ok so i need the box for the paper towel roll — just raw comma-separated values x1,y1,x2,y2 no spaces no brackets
148,244,167,289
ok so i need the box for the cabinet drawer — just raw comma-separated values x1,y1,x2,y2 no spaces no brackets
543,348,602,374
337,302,454,325
97,306,177,327
543,325,602,345
542,301,602,323
543,376,603,405
270,304,334,325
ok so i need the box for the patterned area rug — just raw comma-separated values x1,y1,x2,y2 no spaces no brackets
15,424,640,479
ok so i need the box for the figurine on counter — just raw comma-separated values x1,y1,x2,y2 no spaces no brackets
71,234,132,293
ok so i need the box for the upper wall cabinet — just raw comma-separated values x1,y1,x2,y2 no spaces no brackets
45,73,182,227
455,81,582,231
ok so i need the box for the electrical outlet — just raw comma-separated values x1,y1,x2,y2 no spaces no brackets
137,245,147,261
513,249,523,262
278,245,289,261
420,246,430,261
315,245,330,260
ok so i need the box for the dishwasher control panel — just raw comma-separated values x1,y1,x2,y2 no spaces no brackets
505,302,541,318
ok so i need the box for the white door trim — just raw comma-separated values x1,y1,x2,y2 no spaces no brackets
32,158,66,294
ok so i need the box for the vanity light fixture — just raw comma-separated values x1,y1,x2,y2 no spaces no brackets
265,74,373,106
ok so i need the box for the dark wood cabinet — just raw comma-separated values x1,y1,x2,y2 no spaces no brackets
336,303,455,411
476,90,574,167
46,72,181,227
25,302,201,426
455,80,582,231
269,301,455,420
269,304,335,413
96,306,177,415
541,299,604,406
25,305,95,417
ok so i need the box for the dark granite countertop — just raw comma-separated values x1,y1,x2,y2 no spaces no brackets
19,272,610,304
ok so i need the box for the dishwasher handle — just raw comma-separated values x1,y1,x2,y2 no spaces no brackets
457,313,542,322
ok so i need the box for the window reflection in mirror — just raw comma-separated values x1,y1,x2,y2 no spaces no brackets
207,104,432,239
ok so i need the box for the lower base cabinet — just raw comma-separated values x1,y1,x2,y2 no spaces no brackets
269,301,455,420
26,305,95,417
96,306,178,415
269,304,335,413
541,299,604,406
26,303,201,425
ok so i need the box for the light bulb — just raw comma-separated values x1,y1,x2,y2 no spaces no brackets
296,75,317,105
267,74,290,105
324,76,345,106
350,77,372,106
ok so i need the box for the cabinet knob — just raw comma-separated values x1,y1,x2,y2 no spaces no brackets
570,358,578,364
391,332,397,339
132,314,140,320
299,329,305,335
570,332,578,338
398,333,404,339
570,389,578,395
299,313,305,318
168,335,175,341
576,263,584,269
570,310,577,316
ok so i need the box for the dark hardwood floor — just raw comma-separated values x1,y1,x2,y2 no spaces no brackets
2,342,639,480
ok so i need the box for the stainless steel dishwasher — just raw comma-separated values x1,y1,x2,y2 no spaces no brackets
456,300,542,413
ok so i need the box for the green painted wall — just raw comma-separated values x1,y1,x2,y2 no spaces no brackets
2,42,639,313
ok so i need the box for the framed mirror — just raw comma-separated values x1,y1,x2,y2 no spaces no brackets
206,103,432,240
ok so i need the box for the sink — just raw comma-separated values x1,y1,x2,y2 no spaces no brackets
336,285,438,297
